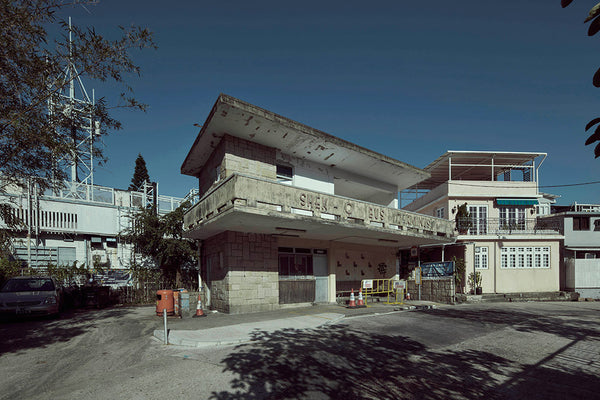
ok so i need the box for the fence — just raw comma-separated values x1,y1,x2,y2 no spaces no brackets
361,278,406,305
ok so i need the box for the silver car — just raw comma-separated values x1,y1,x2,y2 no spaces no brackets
0,276,60,317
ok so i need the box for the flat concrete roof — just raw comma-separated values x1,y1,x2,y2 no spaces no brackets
181,94,429,191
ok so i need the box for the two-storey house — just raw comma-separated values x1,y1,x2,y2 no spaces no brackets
181,94,455,314
541,203,600,298
402,151,563,294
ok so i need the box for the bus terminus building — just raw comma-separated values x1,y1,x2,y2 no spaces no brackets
181,94,454,314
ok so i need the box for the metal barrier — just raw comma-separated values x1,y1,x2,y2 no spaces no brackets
361,278,405,305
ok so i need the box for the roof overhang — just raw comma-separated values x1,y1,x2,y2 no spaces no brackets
181,94,429,191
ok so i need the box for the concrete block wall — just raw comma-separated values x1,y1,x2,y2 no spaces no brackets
408,277,455,304
203,231,279,314
223,135,276,182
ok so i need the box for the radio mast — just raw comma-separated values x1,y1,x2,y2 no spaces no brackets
48,17,101,200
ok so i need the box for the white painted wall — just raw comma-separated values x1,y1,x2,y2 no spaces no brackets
563,215,600,247
277,150,398,207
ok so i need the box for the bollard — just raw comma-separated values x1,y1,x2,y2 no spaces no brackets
163,308,168,345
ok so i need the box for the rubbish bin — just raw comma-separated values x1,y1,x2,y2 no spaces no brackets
156,290,174,316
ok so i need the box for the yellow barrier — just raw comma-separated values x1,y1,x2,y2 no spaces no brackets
361,278,405,305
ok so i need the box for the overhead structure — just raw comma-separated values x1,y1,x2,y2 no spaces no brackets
47,17,101,201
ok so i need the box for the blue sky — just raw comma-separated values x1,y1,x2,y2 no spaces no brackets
60,1,600,205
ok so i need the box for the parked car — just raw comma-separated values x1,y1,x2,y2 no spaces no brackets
0,276,61,317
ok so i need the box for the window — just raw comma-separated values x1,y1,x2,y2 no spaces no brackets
501,247,550,268
278,247,313,277
573,216,590,231
474,247,488,269
499,207,526,231
435,207,445,219
469,205,487,235
276,164,293,184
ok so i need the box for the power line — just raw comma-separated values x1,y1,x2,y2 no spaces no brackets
404,180,600,191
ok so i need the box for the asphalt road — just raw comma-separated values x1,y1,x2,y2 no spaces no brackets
0,302,598,399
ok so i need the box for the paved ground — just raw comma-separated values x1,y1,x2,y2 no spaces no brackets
0,301,598,399
155,299,436,346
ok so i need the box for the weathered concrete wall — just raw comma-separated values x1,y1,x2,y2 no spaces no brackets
408,277,455,304
223,135,276,182
202,231,278,314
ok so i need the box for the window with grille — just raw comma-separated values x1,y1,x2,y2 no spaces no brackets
573,216,590,231
499,207,526,231
501,247,550,268
475,247,488,269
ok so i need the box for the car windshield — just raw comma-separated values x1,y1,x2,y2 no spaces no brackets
1,278,55,292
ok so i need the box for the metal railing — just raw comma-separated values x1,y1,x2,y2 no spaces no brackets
361,278,406,305
456,218,561,235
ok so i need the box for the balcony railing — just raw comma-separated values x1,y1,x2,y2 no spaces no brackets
456,218,561,236
184,173,455,239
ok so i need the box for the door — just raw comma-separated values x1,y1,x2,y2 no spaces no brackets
314,254,328,303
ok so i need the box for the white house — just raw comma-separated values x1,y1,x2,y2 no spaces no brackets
541,203,600,299
402,151,563,294
1,180,185,271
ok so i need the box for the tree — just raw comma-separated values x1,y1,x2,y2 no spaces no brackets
0,0,155,193
0,0,155,255
562,1,600,157
120,202,198,287
129,154,150,191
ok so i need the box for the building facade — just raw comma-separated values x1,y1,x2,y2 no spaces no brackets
541,203,600,298
1,180,185,271
402,151,563,294
181,94,455,314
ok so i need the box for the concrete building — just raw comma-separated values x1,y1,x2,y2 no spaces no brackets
541,203,600,298
181,94,455,314
1,180,185,271
402,151,563,294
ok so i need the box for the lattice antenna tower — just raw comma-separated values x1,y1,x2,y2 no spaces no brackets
48,17,101,198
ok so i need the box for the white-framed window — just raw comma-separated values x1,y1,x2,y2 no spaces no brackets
435,207,445,219
276,164,293,184
469,205,487,235
499,207,526,231
501,247,550,268
474,246,488,269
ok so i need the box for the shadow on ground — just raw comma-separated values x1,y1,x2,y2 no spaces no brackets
210,310,599,399
420,307,600,341
0,307,129,356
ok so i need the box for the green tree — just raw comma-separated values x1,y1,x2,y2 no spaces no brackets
0,0,155,194
0,0,155,254
562,1,600,157
129,153,150,191
120,202,197,287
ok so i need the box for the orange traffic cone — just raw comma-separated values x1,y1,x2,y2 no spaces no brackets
357,288,365,308
193,294,206,318
348,289,357,308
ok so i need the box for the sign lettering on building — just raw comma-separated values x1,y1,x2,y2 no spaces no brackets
368,207,385,221
299,193,328,212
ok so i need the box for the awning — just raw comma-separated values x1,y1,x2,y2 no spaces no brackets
565,247,600,252
496,198,538,206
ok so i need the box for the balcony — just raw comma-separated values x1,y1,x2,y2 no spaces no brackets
184,174,455,246
456,218,561,236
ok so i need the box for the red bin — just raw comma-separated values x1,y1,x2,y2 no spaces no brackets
156,290,174,316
